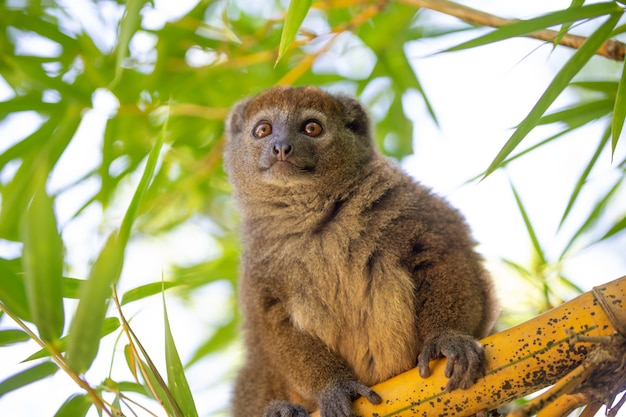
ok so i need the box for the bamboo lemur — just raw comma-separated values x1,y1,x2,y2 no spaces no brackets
224,86,497,417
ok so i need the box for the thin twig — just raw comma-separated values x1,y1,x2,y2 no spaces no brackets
398,0,626,61
0,303,115,416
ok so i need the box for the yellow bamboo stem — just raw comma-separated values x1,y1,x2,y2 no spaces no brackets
310,275,626,417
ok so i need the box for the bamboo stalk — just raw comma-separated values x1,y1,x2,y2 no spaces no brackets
398,0,626,61
310,275,626,417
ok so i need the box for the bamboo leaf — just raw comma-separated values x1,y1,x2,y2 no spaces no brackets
0,361,58,398
276,0,312,65
20,166,64,344
124,344,139,382
65,232,124,374
118,109,169,247
537,98,614,127
511,184,547,266
600,213,626,241
554,0,585,47
0,329,30,346
612,57,626,155
53,394,92,417
25,317,120,362
138,357,182,417
187,318,238,367
560,176,624,259
111,0,149,87
483,13,622,178
61,277,84,299
0,259,31,322
559,126,611,229
163,292,198,417
66,113,167,373
445,2,622,53
121,281,181,305
571,80,619,95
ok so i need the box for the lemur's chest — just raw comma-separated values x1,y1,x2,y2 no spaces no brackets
284,236,420,385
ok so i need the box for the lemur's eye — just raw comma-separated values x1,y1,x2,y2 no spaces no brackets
303,120,323,137
253,121,272,138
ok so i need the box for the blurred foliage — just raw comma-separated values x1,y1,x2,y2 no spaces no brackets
0,0,624,416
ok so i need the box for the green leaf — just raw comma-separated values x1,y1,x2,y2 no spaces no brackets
163,292,198,417
0,361,58,398
121,281,181,305
20,167,64,344
560,176,624,259
445,2,623,53
0,106,81,241
54,394,93,417
62,277,84,299
66,113,168,373
559,126,612,229
600,213,626,241
612,57,626,155
103,378,148,397
554,0,586,47
537,98,614,127
118,109,169,247
65,232,124,374
187,318,238,367
0,259,32,322
0,329,30,346
571,81,619,95
25,317,120,362
111,0,149,87
138,357,182,417
276,0,312,65
511,183,547,266
483,13,622,178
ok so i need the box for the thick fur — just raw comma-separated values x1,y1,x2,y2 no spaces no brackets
224,86,497,417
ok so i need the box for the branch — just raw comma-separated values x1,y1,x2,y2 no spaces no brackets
309,275,626,417
398,0,626,61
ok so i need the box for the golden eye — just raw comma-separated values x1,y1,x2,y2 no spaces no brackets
253,122,272,138
303,120,323,137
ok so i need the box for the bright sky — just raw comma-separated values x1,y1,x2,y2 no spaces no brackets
1,0,626,416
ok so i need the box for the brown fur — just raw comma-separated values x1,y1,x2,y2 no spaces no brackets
224,86,497,417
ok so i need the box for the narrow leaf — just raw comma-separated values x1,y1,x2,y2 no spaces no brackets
124,344,139,381
559,126,611,228
138,357,182,417
571,81,619,94
483,13,622,178
54,394,92,417
0,329,30,346
0,259,32,322
121,281,181,305
25,317,120,362
600,213,626,241
537,98,614,127
511,184,547,266
612,58,626,155
61,277,84,299
163,292,198,417
118,109,169,246
445,2,622,53
560,176,624,259
66,115,167,373
20,167,64,344
554,0,586,47
66,232,124,374
187,319,238,367
0,361,58,398
276,0,312,65
119,303,183,416
111,0,148,87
